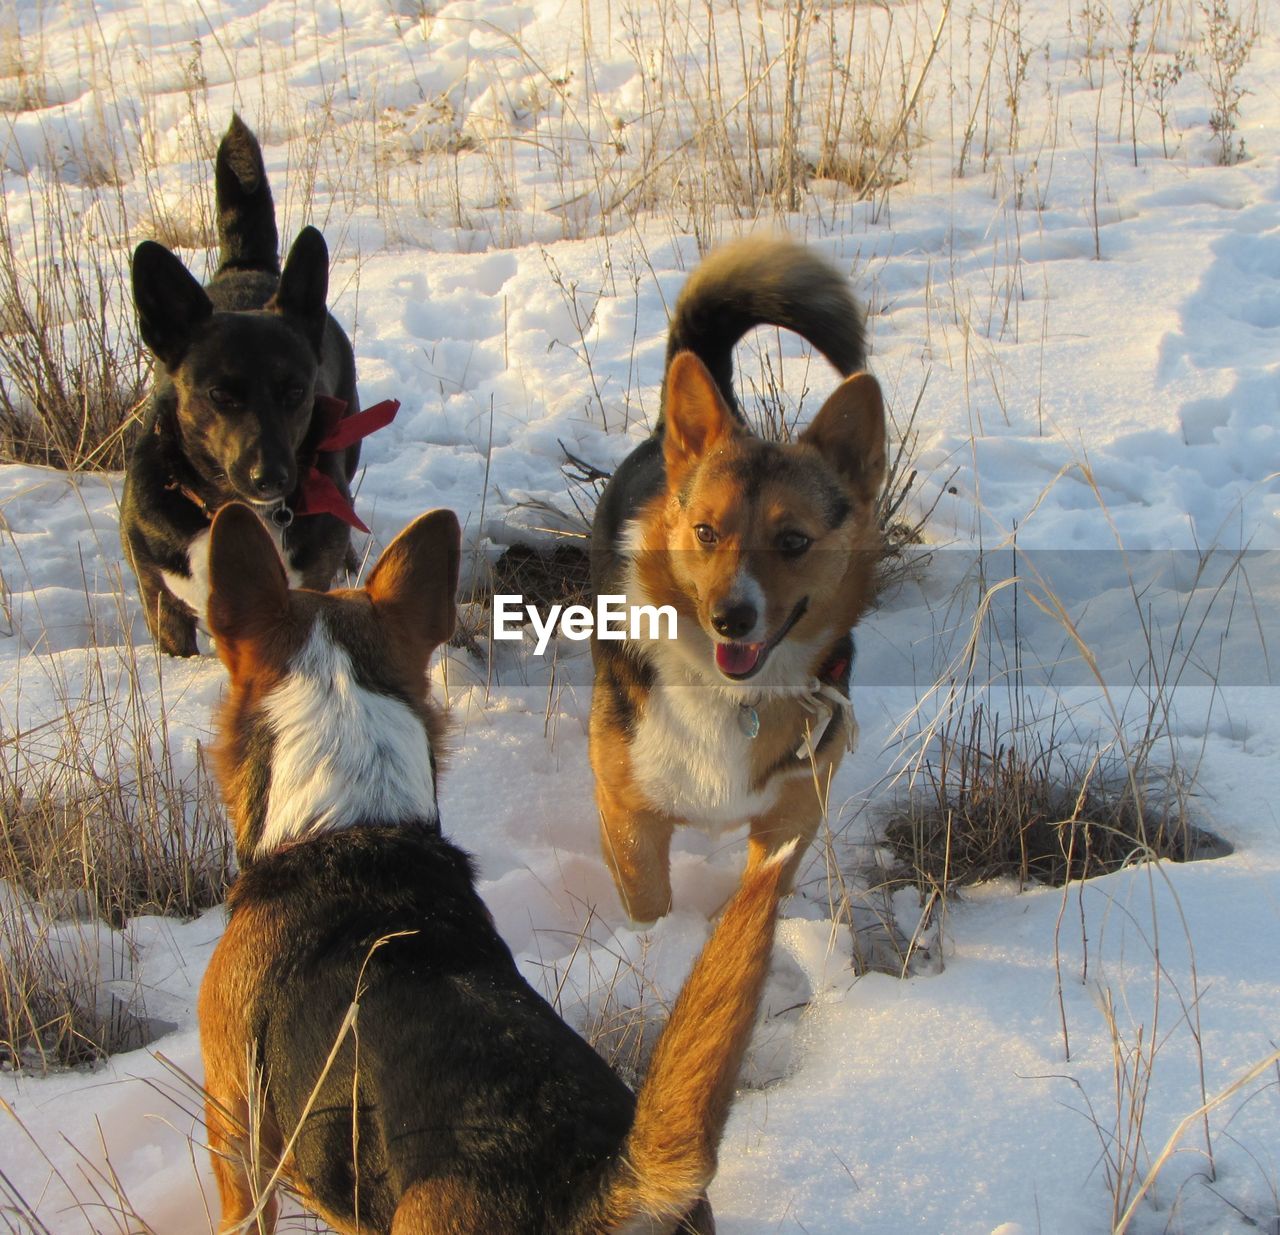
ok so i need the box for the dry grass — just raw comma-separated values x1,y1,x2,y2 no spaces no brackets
0,898,156,1073
546,920,668,1090
0,0,948,478
489,540,592,614
1199,0,1259,166
881,528,1239,898
0,616,231,1070
825,462,1271,1230
881,695,1221,892
0,164,148,472
0,740,229,930
0,0,1239,486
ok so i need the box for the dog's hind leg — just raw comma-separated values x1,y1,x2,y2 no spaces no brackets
390,1179,519,1235
205,1091,282,1235
200,909,285,1232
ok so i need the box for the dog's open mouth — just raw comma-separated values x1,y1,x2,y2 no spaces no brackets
713,598,808,681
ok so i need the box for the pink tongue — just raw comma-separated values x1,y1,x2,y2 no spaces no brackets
715,641,764,676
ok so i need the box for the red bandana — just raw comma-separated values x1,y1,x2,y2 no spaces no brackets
294,395,400,533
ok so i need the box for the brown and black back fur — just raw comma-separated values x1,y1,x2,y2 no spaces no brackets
199,503,790,1235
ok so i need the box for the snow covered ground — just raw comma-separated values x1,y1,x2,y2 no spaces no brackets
1,0,1278,1231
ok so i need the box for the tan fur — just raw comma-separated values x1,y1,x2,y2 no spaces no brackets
199,895,287,1233
595,847,792,1228
389,1179,519,1235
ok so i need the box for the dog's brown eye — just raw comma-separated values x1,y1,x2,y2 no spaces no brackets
208,386,237,409
777,530,811,556
694,524,718,546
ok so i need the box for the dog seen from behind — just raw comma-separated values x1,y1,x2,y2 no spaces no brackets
122,115,371,657
590,237,887,923
198,501,791,1235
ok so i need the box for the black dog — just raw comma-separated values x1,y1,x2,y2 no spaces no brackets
121,115,383,656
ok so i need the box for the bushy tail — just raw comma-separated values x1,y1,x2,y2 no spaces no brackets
214,114,279,275
594,844,793,1232
662,236,866,424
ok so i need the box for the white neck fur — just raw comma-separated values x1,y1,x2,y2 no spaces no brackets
256,619,438,857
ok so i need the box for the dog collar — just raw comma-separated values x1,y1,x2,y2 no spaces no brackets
796,636,857,758
164,476,217,518
735,636,858,759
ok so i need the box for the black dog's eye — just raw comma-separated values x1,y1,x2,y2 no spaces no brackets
694,523,718,546
208,386,238,409
777,530,812,557
279,382,306,405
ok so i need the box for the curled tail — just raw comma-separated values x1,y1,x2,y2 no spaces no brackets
662,236,866,423
215,114,279,275
594,844,793,1232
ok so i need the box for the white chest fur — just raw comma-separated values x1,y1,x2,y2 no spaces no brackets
617,528,813,829
161,518,302,628
629,671,785,830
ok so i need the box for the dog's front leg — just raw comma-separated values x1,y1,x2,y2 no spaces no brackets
745,768,836,893
135,564,199,657
596,786,675,925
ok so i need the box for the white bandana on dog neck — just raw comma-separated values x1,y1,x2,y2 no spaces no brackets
795,677,858,762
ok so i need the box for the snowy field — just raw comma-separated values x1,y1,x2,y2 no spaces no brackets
1,0,1279,1232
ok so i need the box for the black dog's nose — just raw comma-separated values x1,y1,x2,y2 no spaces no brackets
250,465,290,499
711,602,758,640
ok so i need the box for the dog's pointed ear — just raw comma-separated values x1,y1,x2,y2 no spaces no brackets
799,372,887,505
207,503,291,674
367,508,461,664
131,241,213,369
662,351,737,484
270,226,329,352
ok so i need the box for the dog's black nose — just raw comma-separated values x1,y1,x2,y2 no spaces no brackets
711,602,758,640
249,465,290,499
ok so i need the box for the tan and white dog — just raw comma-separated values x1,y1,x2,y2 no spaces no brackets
589,238,886,922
